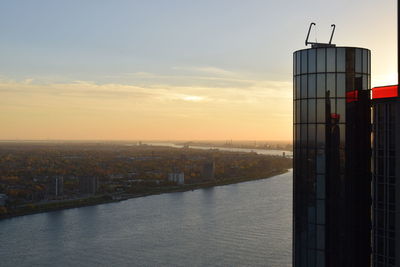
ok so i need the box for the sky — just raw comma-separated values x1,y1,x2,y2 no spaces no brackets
0,0,397,141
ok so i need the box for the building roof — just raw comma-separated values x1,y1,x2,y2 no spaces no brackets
372,85,398,99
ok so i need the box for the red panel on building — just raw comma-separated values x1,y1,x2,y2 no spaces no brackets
346,90,359,103
372,85,398,99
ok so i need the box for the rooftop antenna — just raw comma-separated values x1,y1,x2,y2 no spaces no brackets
329,24,336,44
305,22,336,48
305,22,316,46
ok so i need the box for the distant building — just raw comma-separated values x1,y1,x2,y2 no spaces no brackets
49,176,64,197
202,161,215,180
109,174,124,179
168,173,184,185
0,194,8,206
79,176,99,195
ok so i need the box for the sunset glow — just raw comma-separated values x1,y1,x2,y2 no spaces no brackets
0,0,396,141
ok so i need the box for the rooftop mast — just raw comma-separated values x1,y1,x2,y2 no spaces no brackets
305,22,336,48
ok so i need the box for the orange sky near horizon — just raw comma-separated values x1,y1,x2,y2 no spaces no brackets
0,1,397,141
0,77,293,141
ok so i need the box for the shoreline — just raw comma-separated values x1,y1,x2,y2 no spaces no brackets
174,143,292,152
0,169,289,220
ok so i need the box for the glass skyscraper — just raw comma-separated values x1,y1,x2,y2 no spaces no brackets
372,85,400,267
293,46,371,267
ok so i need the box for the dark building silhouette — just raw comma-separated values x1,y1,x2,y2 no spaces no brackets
202,161,215,180
372,85,400,267
293,46,371,266
49,176,64,197
79,176,99,195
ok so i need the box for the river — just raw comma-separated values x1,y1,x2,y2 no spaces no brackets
0,170,293,267
142,142,293,157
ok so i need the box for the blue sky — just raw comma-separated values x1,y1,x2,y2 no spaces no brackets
1,0,395,82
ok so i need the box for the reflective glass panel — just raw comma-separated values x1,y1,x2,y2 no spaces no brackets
362,75,368,90
308,224,316,249
316,149,325,172
330,98,336,114
337,73,346,97
316,175,325,199
308,99,316,123
296,76,300,99
296,52,301,75
293,115,296,137
317,125,325,149
309,49,316,73
308,74,316,98
346,76,354,92
317,74,325,98
301,75,307,99
336,48,345,72
293,53,296,75
337,99,346,123
296,124,301,144
301,124,307,146
308,124,316,144
355,49,362,73
317,48,326,72
296,100,300,123
301,50,308,74
316,251,325,267
368,75,371,89
316,99,326,123
327,74,336,98
339,124,345,148
355,75,362,91
316,200,325,224
326,48,335,72
316,225,325,250
362,49,368,73
368,50,371,74
346,48,355,73
301,99,307,122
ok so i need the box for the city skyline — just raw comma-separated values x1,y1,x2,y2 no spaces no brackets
0,0,397,140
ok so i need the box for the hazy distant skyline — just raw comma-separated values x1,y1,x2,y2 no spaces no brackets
0,0,397,140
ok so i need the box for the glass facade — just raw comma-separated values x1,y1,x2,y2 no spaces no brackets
293,47,371,267
372,98,400,267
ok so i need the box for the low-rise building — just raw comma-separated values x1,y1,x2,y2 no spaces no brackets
168,173,184,185
0,194,8,206
79,176,99,195
202,161,215,180
49,176,64,197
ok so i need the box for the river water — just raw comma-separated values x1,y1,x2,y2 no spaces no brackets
0,170,292,267
142,142,293,157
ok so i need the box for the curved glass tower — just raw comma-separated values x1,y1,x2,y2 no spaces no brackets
293,46,371,267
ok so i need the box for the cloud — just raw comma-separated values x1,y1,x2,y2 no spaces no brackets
172,66,236,76
0,74,292,122
0,73,292,102
111,66,265,88
179,95,205,102
0,74,293,140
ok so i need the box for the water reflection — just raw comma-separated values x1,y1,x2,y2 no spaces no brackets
0,171,293,267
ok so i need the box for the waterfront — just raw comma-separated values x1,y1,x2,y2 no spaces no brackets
0,170,293,267
142,142,293,157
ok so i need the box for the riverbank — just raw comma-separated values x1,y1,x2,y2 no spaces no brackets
143,142,293,157
174,142,292,152
0,168,289,220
